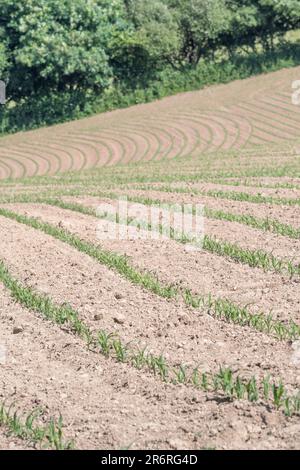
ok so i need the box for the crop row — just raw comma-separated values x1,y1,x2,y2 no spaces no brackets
208,178,300,192
8,184,300,241
135,184,300,207
101,189,299,238
0,135,299,188
0,258,299,417
0,206,299,341
45,197,300,276
1,189,299,254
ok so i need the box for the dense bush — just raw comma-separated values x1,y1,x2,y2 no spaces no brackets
1,0,300,134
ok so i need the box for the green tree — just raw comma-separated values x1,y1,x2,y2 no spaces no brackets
223,0,300,53
0,0,126,101
168,0,230,64
110,0,181,81
0,44,8,78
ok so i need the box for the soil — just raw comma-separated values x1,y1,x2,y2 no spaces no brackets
1,67,300,450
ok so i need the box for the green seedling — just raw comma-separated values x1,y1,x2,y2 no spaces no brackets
272,382,285,409
263,375,271,401
174,365,187,384
0,402,73,450
113,338,128,363
98,330,114,357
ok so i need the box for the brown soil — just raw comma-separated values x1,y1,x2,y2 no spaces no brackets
1,67,300,450
110,188,300,230
2,201,300,328
1,214,300,449
165,181,300,200
61,195,300,263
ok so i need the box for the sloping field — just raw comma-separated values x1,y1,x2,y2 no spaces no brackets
1,67,300,179
1,67,300,449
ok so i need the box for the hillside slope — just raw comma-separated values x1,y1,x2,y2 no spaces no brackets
0,66,300,180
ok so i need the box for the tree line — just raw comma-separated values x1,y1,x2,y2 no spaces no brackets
0,0,300,132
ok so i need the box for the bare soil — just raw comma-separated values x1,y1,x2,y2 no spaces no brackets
1,217,300,449
1,67,300,449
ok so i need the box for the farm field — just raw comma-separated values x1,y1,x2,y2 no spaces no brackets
1,67,300,450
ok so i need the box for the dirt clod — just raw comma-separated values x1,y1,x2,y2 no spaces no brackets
12,326,23,335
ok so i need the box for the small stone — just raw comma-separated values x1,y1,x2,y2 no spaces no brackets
94,314,103,321
167,438,188,449
13,326,23,334
113,314,125,325
114,293,124,300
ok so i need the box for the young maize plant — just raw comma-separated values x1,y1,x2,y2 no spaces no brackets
1,210,300,417
0,402,73,450
92,329,300,417
2,253,299,418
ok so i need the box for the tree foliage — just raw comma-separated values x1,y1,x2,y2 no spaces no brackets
0,0,300,122
168,0,230,64
222,0,300,52
0,0,126,100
